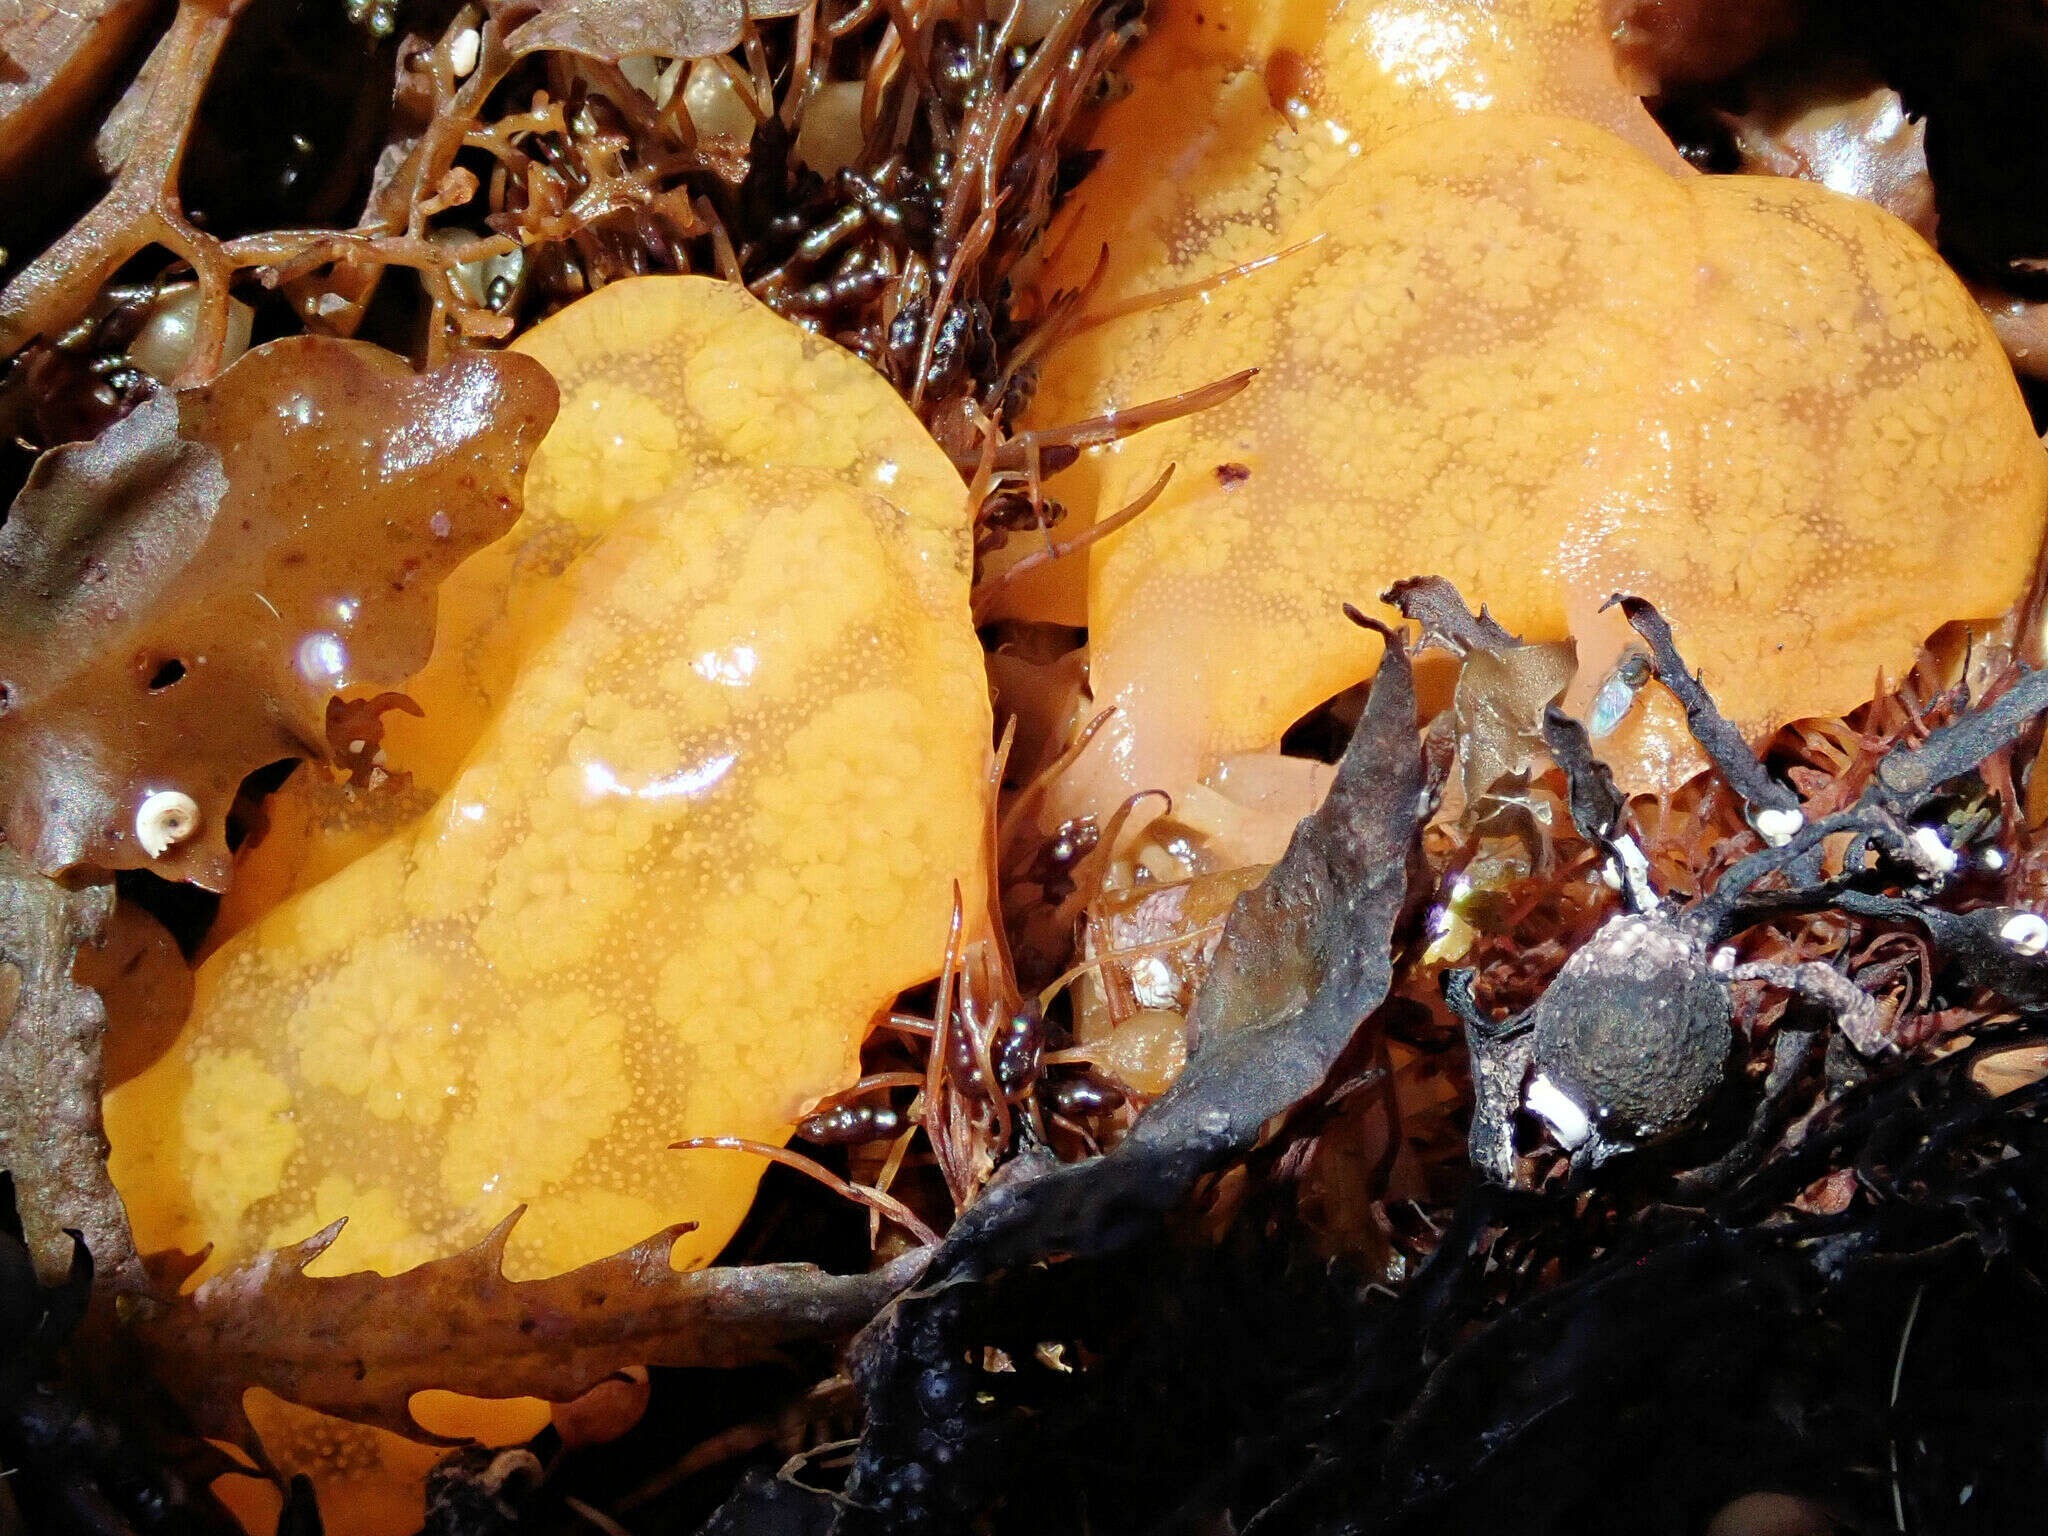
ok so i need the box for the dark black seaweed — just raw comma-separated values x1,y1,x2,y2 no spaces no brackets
1539,706,1627,848
687,591,2048,1536
832,620,1428,1532
701,1032,2048,1536
1613,594,1800,819
0,1177,236,1536
1383,576,1518,657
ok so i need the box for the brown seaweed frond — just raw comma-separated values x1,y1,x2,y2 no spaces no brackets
1448,639,2040,1050
0,0,1188,655
0,0,1151,543
0,0,246,382
971,460,1173,620
670,1136,940,1247
753,0,1141,410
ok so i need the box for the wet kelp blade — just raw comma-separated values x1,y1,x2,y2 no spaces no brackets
1386,578,1578,826
1383,576,1518,656
838,622,1425,1530
140,1210,927,1453
0,338,557,887
0,846,140,1299
1540,707,1627,848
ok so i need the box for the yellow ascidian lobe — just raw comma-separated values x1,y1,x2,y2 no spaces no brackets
998,0,1682,623
1010,0,2047,818
105,277,992,1534
211,276,974,938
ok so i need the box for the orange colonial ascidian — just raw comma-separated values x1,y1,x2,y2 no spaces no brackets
1013,0,2048,820
103,277,990,1530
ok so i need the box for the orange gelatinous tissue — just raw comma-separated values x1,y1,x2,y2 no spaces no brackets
1015,0,2048,817
104,277,990,1532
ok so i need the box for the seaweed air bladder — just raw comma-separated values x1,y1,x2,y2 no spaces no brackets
102,278,992,1533
1001,0,2048,826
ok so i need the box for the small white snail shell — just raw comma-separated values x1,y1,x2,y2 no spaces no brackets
135,790,201,859
1751,805,1804,847
448,26,480,79
2000,911,2048,958
1524,1072,1593,1151
1906,825,1959,877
